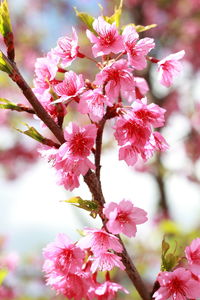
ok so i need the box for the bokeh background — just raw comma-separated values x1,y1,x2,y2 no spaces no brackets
1,0,200,298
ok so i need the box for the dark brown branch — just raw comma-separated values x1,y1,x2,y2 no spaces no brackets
84,170,105,207
40,138,60,149
9,64,65,144
155,154,170,219
4,32,15,61
119,237,151,300
95,118,106,179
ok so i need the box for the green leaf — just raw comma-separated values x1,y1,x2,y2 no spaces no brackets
62,196,99,218
74,7,96,34
104,0,123,28
162,239,170,256
0,0,12,36
16,123,45,143
122,23,157,33
133,23,157,33
161,237,179,271
0,268,8,285
0,51,13,74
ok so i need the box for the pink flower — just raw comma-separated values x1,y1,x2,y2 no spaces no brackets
58,272,96,300
95,59,135,102
91,252,125,273
103,199,148,237
34,52,59,89
132,98,166,128
135,77,149,99
114,110,151,147
153,268,200,300
59,123,97,159
123,25,155,70
56,170,80,191
119,144,138,166
86,17,124,57
141,132,169,161
157,50,185,87
150,132,169,152
77,228,123,255
53,71,85,104
78,88,112,122
185,238,200,276
53,27,79,67
95,281,129,300
43,233,85,277
38,123,97,192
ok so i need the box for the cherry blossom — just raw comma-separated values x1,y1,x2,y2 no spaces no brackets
153,268,200,300
53,71,85,104
91,251,125,273
135,77,149,99
43,233,85,276
95,280,129,300
57,272,96,300
34,52,59,91
77,228,123,255
119,144,139,166
157,50,185,87
86,17,124,57
60,122,97,159
132,98,166,128
123,25,155,69
38,123,97,191
95,59,136,102
185,238,200,276
78,88,113,122
114,109,151,147
103,199,148,237
56,170,80,191
53,27,79,67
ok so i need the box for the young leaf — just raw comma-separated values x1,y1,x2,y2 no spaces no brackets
161,237,179,271
0,0,12,36
162,238,170,256
134,23,157,33
0,51,13,74
104,0,123,27
122,23,157,33
62,196,99,218
0,98,35,113
16,123,45,143
74,7,96,34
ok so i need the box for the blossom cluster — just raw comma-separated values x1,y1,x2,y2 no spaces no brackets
35,11,185,300
32,16,185,191
43,199,147,299
153,238,200,300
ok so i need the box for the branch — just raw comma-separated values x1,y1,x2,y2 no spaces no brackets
8,63,65,144
95,118,106,179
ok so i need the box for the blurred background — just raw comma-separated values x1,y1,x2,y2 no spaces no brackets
1,0,200,299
